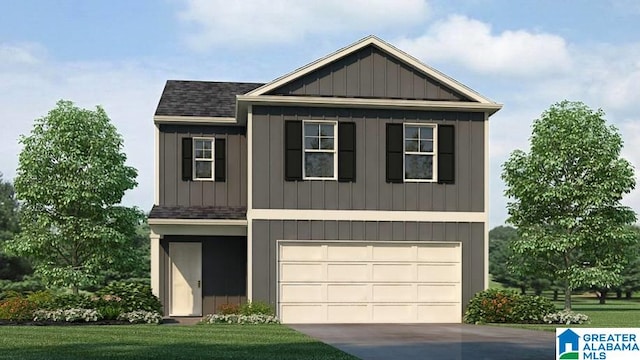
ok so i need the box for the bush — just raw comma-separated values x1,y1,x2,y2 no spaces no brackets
117,311,162,324
48,293,94,310
33,308,102,322
96,282,162,314
26,290,55,309
0,294,38,320
240,301,274,316
217,303,241,315
463,288,555,324
200,314,279,325
0,276,45,297
544,310,590,325
91,294,124,320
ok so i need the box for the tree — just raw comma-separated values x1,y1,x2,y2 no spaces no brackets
7,100,142,293
0,173,32,281
502,101,636,310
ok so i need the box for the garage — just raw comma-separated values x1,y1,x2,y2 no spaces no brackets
277,241,461,324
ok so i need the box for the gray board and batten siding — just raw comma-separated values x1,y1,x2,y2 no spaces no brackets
252,106,485,212
267,44,472,102
158,124,247,207
251,220,485,312
159,235,247,316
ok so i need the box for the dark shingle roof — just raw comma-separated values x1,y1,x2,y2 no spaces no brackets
149,205,246,220
155,81,264,118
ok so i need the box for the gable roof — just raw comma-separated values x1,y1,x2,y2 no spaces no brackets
155,80,263,118
245,35,498,105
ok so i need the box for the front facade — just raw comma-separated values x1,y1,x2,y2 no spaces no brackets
149,36,501,323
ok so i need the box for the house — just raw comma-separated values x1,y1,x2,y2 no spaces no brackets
148,35,502,324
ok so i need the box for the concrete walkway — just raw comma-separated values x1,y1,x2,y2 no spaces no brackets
290,324,555,360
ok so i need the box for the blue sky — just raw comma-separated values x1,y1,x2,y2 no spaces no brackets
1,0,639,227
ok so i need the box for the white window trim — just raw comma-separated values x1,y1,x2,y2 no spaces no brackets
302,120,338,181
193,137,215,181
403,123,437,183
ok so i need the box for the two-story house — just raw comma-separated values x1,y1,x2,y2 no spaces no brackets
148,36,502,324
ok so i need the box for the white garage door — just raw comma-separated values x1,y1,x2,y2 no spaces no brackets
278,241,461,324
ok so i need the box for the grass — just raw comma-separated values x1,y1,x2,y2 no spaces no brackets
492,295,640,332
0,324,358,360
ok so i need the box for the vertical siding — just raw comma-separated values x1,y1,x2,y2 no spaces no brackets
251,220,485,313
159,125,247,207
252,107,485,212
267,45,472,101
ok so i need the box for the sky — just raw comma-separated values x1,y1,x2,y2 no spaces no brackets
1,0,639,227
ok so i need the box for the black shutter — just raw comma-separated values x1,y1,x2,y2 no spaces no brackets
386,123,403,183
438,125,455,184
338,122,356,182
182,137,193,181
214,138,226,182
285,121,302,181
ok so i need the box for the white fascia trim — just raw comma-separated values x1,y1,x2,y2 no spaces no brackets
244,35,498,105
150,231,161,297
154,125,160,205
237,95,502,115
148,218,247,226
484,115,490,289
250,209,486,222
153,115,237,125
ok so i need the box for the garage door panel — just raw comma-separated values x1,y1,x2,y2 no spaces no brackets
417,245,460,262
372,264,413,281
417,304,461,323
281,263,323,281
327,245,369,260
281,284,323,302
278,241,461,324
372,284,414,302
327,305,369,323
280,244,324,261
417,264,460,282
280,304,324,323
418,284,460,302
327,263,369,281
327,284,369,302
372,245,414,261
372,304,414,322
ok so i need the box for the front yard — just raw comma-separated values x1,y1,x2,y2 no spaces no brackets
0,324,357,360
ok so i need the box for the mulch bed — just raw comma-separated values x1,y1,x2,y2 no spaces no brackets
0,319,132,326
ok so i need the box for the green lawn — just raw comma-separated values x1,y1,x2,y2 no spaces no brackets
0,324,357,360
493,296,640,332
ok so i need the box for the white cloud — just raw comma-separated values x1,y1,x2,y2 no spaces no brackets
395,15,572,77
0,43,45,66
177,0,430,50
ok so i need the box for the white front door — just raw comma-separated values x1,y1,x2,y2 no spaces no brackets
170,242,202,316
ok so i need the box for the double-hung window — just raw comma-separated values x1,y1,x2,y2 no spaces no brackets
404,124,436,181
303,121,337,180
193,137,214,180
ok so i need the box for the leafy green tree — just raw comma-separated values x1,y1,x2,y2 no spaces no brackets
0,174,33,282
7,100,142,293
502,101,636,310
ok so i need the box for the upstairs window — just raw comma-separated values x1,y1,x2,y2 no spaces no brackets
303,121,337,180
193,138,214,180
404,124,436,181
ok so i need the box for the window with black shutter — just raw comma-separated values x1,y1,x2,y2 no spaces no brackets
386,123,403,183
181,137,193,181
437,125,455,184
338,122,356,182
284,121,303,181
214,138,226,182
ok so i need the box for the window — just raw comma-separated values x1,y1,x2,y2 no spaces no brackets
193,137,214,180
404,124,436,181
303,121,337,179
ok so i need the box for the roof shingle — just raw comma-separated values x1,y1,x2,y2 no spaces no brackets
149,205,246,220
154,80,264,118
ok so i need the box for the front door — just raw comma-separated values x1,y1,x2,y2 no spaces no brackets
170,242,202,316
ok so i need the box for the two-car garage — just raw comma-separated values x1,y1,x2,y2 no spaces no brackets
277,241,462,324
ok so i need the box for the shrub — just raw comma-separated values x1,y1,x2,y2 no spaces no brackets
463,288,555,324
96,282,162,314
33,308,102,322
91,294,124,320
217,303,240,315
117,311,163,324
0,294,38,320
200,314,279,325
26,290,55,309
0,277,45,298
240,301,274,316
544,310,590,325
48,293,94,310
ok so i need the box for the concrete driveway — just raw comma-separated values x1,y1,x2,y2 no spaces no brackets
289,324,555,360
